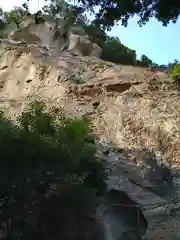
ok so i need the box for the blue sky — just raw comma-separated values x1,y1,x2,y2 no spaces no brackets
109,16,180,65
1,0,180,65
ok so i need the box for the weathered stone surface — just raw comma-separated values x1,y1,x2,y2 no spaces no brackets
8,21,102,57
68,32,102,57
0,38,180,239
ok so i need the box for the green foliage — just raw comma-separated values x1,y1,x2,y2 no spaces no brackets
139,55,153,67
136,54,157,68
0,8,6,30
101,36,137,65
0,5,30,35
8,7,28,28
1,1,164,67
0,99,108,239
167,59,180,72
42,0,87,29
38,183,98,239
9,11,20,28
26,0,180,28
84,24,137,65
76,0,180,29
34,10,45,24
170,64,180,85
0,19,6,36
0,8,10,37
84,24,106,48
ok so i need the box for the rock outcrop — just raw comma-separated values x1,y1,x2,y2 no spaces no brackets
9,21,57,46
68,32,102,57
0,39,180,239
8,20,102,57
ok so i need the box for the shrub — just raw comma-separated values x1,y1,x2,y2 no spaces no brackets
0,99,109,239
170,64,180,85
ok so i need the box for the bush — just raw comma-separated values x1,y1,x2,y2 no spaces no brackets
0,100,109,239
170,64,180,85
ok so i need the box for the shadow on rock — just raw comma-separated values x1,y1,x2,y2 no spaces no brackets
98,145,174,199
96,144,180,239
138,149,173,198
96,188,148,240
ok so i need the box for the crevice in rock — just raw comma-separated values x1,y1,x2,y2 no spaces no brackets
92,101,100,109
0,65,8,70
105,83,132,93
72,87,103,97
26,79,32,83
105,82,141,94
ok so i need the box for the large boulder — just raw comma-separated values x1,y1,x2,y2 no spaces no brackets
9,21,57,48
90,43,102,58
9,26,42,44
67,31,102,57
68,32,93,56
8,22,102,58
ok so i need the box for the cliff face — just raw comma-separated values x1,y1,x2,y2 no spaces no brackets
0,38,180,239
0,39,66,114
8,20,102,58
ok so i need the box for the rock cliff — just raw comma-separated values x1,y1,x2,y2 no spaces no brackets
9,20,102,58
0,36,180,239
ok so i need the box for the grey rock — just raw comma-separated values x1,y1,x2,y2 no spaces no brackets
96,188,148,240
83,71,96,82
95,144,180,239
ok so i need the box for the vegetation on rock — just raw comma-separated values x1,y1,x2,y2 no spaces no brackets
0,2,152,66
0,1,179,238
24,0,180,29
0,99,108,239
137,54,158,68
1,0,178,67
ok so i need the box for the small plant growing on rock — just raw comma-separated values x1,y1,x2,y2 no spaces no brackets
170,64,180,85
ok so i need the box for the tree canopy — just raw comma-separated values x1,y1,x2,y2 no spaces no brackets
23,0,180,28
75,0,180,29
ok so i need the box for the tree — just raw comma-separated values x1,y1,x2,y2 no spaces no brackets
84,23,106,47
137,54,153,67
101,36,137,65
7,6,30,28
136,54,160,68
41,0,88,38
5,0,161,67
0,8,7,33
0,100,108,239
167,59,179,69
73,0,180,29
42,0,86,25
26,0,180,28
0,8,14,37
